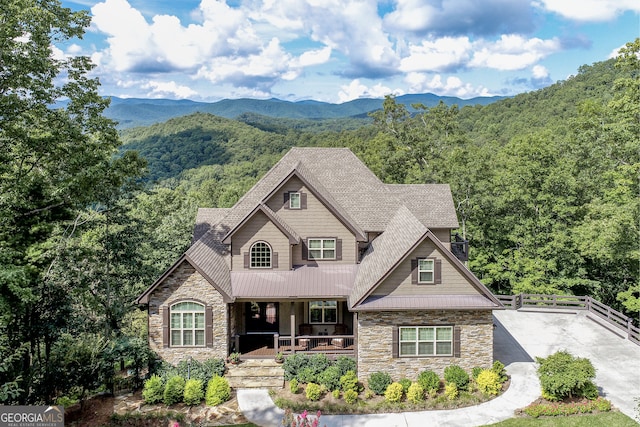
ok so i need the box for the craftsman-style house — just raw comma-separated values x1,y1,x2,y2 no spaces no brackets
136,147,503,380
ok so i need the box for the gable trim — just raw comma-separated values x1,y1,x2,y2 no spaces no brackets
351,230,502,309
262,167,367,242
135,255,234,305
222,203,300,245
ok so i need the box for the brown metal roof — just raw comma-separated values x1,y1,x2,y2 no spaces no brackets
351,295,500,311
231,264,357,299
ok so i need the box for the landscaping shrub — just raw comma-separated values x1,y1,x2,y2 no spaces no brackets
368,372,392,395
289,378,299,394
417,370,440,395
344,389,358,404
444,365,469,391
524,397,612,417
334,356,357,376
492,360,507,383
339,370,359,393
305,382,322,401
580,381,600,400
444,382,458,400
472,367,483,380
476,369,501,396
163,375,185,405
308,354,331,377
317,365,342,391
282,353,310,381
183,379,204,406
398,378,412,393
536,351,596,400
384,382,404,403
331,389,340,399
364,389,375,399
205,375,230,406
406,382,424,403
142,375,164,404
298,366,319,384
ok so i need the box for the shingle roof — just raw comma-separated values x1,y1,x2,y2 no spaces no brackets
185,223,232,301
193,208,230,243
387,184,459,229
349,206,428,307
221,203,300,245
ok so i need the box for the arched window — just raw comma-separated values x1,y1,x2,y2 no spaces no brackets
170,301,205,347
250,241,271,268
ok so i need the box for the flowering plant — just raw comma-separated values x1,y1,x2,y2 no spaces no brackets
281,408,323,427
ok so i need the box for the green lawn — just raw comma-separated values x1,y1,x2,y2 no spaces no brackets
484,412,639,426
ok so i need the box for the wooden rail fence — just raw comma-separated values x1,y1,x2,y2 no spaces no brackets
496,294,639,346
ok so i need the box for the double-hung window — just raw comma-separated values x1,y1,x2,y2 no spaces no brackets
170,302,205,347
309,300,337,323
418,259,435,283
289,192,301,209
399,326,452,356
308,238,335,260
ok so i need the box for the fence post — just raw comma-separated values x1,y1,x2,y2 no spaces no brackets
234,334,240,354
274,333,279,352
628,319,632,341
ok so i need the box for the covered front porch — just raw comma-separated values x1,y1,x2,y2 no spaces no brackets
231,300,357,359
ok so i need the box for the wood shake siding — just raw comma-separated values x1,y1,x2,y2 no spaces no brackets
373,240,479,297
266,177,357,265
148,261,228,364
231,211,291,270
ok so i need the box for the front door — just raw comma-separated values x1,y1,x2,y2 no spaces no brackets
245,302,279,333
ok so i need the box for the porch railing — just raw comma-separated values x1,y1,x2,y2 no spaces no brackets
496,293,639,346
274,334,355,357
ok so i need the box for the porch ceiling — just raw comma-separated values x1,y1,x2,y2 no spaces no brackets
231,264,357,299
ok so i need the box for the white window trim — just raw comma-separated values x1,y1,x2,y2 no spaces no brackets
309,300,338,324
250,241,272,268
170,302,206,348
307,238,336,260
289,192,301,209
418,258,435,284
399,326,453,357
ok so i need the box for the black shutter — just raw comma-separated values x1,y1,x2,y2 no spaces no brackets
283,192,290,209
336,239,342,260
205,306,213,347
161,306,169,348
300,192,307,209
435,259,442,284
301,240,308,260
272,252,278,269
453,326,461,358
244,252,250,268
411,259,418,284
392,326,399,358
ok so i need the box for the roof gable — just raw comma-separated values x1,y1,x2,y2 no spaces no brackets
350,206,501,309
221,203,300,245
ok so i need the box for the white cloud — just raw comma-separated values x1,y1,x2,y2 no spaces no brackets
532,64,549,79
337,79,402,102
534,0,640,21
399,37,472,72
140,81,198,99
405,72,492,98
469,35,561,70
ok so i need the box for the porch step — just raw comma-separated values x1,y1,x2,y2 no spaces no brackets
225,359,284,389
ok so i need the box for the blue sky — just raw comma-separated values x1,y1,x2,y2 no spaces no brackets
58,0,639,103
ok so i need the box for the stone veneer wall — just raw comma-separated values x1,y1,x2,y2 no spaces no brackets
357,310,494,383
148,261,229,365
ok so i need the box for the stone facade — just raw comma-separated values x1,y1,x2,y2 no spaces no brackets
148,261,229,365
357,310,494,383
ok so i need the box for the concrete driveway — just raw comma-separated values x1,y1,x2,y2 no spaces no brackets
493,309,640,420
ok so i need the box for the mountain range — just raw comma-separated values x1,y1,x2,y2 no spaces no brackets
105,93,507,129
